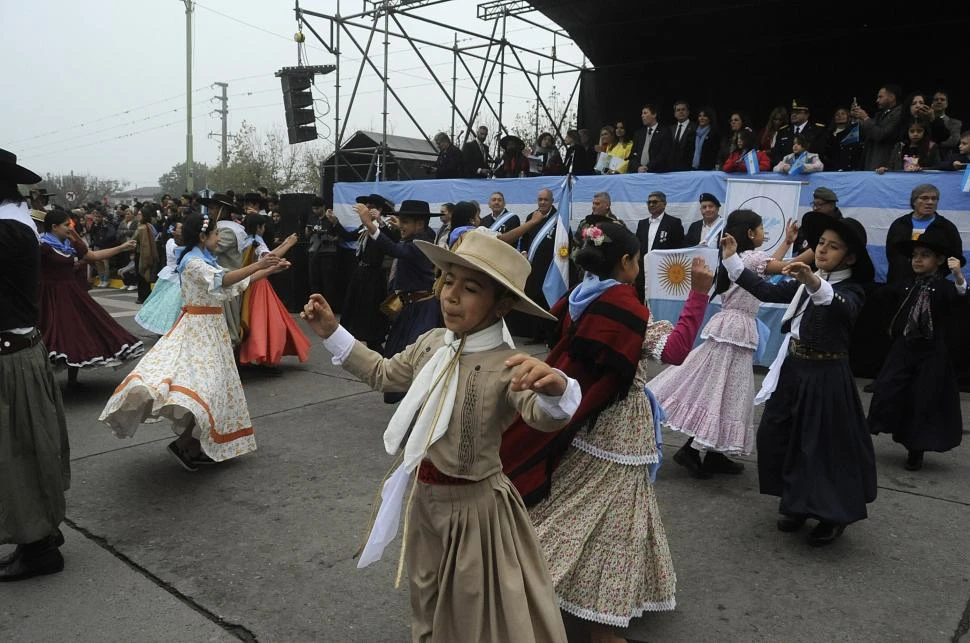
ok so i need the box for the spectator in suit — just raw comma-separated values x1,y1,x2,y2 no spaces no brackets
461,125,492,178
575,191,624,244
853,84,904,170
932,90,963,155
828,106,864,171
435,202,453,248
692,106,719,170
884,184,963,285
758,106,789,152
771,99,830,167
634,191,686,300
432,132,463,179
670,100,697,172
686,193,724,247
904,92,951,145
717,111,751,168
630,104,673,173
562,129,593,175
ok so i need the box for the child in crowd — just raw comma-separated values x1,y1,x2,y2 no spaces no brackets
134,222,184,335
302,230,579,643
720,212,877,546
502,223,712,639
773,135,824,174
934,131,970,171
100,214,290,471
877,121,940,173
652,211,796,478
868,229,967,470
238,215,309,367
721,129,772,173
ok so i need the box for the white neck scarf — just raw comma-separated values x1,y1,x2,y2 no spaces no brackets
383,319,514,471
755,267,852,405
0,201,39,238
358,319,514,571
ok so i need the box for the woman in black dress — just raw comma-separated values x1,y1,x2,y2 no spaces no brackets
868,229,967,470
720,213,878,546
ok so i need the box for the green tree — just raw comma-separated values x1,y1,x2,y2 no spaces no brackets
157,161,211,196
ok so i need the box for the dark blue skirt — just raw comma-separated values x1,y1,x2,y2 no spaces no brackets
382,297,442,404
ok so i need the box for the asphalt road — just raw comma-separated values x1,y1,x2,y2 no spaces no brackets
2,287,969,643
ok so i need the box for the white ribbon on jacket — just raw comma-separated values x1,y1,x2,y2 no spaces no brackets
358,320,514,568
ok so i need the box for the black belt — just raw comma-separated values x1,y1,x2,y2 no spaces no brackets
397,291,434,305
0,329,42,356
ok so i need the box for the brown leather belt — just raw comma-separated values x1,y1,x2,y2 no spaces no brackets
397,291,434,305
788,339,847,361
182,306,223,315
0,329,42,356
417,460,476,486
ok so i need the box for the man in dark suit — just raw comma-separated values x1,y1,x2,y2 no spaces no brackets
670,100,698,172
771,99,830,166
461,125,492,178
432,132,464,179
630,104,673,173
685,193,723,246
634,191,686,299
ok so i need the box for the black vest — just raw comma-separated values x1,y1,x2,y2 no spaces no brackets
0,220,40,330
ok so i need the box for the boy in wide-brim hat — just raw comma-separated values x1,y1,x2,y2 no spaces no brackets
868,228,967,471
303,230,578,642
720,212,878,546
0,149,70,581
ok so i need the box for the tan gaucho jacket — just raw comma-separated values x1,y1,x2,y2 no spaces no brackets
342,328,571,481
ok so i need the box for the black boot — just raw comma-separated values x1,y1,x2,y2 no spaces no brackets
0,532,65,582
0,528,64,566
703,451,745,475
905,449,924,471
808,521,846,546
776,513,807,532
673,439,712,479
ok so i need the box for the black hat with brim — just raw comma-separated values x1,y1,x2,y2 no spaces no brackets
800,212,874,282
396,199,432,221
198,193,241,214
499,135,525,150
895,228,966,268
356,193,394,213
0,148,41,185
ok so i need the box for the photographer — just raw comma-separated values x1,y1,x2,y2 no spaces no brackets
305,197,342,303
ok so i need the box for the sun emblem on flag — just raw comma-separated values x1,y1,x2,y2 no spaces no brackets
658,254,691,296
557,245,569,258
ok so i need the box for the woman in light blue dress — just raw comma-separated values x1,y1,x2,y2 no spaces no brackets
134,222,183,335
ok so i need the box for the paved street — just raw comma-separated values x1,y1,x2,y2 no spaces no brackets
2,287,969,642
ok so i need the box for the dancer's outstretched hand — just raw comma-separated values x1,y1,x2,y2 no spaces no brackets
690,257,714,293
301,294,338,338
256,253,281,270
720,233,737,258
782,261,814,283
505,354,566,396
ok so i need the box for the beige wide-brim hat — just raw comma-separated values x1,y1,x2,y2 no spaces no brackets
415,230,555,321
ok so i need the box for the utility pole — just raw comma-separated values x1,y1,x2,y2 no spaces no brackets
210,82,229,167
183,0,194,192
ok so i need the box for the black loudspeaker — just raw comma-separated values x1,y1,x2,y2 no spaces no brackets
273,193,316,312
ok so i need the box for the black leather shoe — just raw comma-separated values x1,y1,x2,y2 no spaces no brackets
704,451,745,475
673,444,712,479
0,528,65,567
776,514,807,532
905,450,924,471
808,522,846,546
0,548,64,582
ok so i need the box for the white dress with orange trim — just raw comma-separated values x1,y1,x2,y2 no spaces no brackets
99,257,256,461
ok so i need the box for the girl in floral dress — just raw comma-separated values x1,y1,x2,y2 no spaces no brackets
100,214,289,471
650,210,795,478
503,223,712,641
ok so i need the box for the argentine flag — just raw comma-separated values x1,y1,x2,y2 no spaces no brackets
842,123,860,145
542,175,573,307
788,152,807,176
743,149,760,175
962,163,970,193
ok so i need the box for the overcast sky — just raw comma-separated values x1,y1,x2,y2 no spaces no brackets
3,0,583,188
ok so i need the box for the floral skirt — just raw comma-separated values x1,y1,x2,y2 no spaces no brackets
529,447,676,627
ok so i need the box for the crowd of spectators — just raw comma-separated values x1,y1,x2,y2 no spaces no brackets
434,86,968,180
29,188,284,300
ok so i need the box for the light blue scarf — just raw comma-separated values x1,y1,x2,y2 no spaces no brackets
692,125,710,169
568,273,621,320
644,387,666,482
176,245,220,273
39,232,76,256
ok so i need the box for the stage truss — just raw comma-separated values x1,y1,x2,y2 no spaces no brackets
294,0,586,184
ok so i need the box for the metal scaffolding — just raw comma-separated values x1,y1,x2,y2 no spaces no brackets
293,0,585,187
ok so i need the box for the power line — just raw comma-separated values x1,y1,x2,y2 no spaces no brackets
23,119,184,161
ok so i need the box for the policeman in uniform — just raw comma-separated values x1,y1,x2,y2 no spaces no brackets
771,99,831,166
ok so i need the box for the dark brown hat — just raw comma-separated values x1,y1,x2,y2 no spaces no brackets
396,200,431,221
895,227,966,268
356,193,395,213
198,193,241,214
0,148,41,184
801,212,874,282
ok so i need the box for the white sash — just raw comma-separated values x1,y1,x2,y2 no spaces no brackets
488,210,517,232
527,211,559,262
